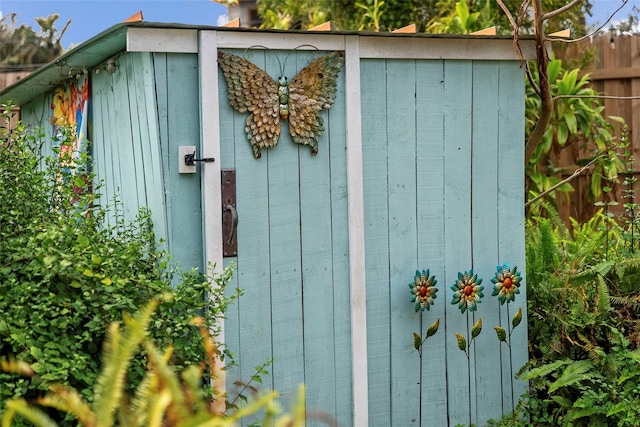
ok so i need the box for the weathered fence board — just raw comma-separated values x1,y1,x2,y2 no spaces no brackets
559,35,640,220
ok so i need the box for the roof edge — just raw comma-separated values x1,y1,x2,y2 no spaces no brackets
1,21,538,106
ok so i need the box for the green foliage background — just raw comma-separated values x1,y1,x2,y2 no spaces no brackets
0,107,239,424
0,13,69,66
521,209,640,425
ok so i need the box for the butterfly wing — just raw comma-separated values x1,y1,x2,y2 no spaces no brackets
288,51,344,155
218,51,280,158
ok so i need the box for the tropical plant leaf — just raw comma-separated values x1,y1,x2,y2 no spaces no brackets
522,359,571,380
548,360,595,393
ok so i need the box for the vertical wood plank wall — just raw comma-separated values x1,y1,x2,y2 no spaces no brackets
90,52,203,272
218,49,353,427
15,37,528,427
21,92,56,163
152,52,204,272
361,58,527,426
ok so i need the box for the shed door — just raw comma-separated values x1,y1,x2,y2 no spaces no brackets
215,48,353,424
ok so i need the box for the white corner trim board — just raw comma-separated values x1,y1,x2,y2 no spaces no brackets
344,34,370,427
198,30,225,414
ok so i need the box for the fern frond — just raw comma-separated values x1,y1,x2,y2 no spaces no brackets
610,295,640,312
117,395,141,427
93,298,159,425
575,332,602,364
565,405,599,422
38,385,96,427
143,341,190,421
0,357,35,378
2,399,58,427
539,219,559,270
147,389,173,427
229,391,280,421
548,359,596,393
596,275,612,314
522,359,571,380
128,363,159,425
182,364,207,413
549,395,573,408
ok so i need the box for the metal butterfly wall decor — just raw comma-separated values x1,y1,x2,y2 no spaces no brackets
217,48,345,158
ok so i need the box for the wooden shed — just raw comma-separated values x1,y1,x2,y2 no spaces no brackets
0,22,535,426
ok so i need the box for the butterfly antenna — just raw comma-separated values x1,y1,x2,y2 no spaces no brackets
283,44,320,72
243,45,283,73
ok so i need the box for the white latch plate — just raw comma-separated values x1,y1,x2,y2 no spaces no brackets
178,145,197,174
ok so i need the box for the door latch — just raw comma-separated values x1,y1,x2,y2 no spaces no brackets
184,152,215,166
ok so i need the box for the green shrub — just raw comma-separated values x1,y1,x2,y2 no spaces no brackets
524,210,640,425
0,105,240,423
2,298,303,427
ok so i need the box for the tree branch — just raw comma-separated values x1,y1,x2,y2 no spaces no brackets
525,157,600,207
554,94,640,100
542,0,584,21
547,0,629,43
497,1,540,95
525,0,554,163
496,0,518,32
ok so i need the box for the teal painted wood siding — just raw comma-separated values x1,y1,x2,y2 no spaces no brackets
20,92,58,164
10,30,530,427
218,49,353,427
361,58,527,426
18,51,203,273
90,52,203,272
218,51,526,427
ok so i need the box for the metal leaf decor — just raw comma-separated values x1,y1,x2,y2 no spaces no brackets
217,50,345,158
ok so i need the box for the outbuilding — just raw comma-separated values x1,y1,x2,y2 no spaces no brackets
1,22,535,426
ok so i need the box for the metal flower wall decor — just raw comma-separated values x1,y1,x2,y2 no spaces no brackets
450,270,484,314
491,263,522,305
409,269,438,312
218,49,345,158
404,263,525,425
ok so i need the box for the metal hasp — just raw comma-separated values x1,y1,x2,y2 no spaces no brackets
221,169,237,257
184,151,215,166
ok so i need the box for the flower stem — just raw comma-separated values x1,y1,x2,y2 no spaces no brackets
467,311,472,426
419,311,423,422
507,303,515,414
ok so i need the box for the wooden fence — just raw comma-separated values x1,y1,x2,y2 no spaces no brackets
0,70,33,91
0,70,34,129
556,35,640,221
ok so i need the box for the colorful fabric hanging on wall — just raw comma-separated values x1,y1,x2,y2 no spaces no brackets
50,74,89,159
